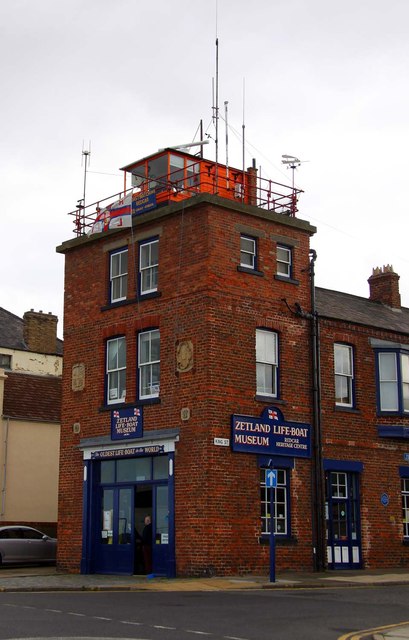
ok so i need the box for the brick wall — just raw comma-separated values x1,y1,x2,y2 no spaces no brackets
58,198,317,575
319,317,409,568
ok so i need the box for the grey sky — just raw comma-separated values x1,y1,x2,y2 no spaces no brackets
2,0,408,336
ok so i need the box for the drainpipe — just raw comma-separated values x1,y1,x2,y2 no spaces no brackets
0,368,8,518
309,249,325,572
1,418,9,517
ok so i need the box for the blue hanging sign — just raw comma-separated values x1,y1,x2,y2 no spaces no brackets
231,406,311,458
111,406,143,441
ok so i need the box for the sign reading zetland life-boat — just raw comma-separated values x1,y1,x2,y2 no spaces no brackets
231,406,311,458
111,407,143,441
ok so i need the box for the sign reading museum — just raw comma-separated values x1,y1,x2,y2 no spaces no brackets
231,406,311,458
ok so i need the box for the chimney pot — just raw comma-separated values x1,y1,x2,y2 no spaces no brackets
368,265,401,309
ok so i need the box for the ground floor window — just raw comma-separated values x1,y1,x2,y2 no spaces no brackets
260,467,289,536
402,477,409,538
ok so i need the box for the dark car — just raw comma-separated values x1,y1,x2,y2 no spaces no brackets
0,526,57,566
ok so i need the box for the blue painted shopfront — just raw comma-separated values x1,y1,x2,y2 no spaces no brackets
79,428,178,577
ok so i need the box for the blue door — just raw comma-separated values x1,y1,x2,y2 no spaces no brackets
152,484,169,575
94,486,134,574
326,471,362,569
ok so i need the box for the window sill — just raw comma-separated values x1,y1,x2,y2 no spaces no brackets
334,406,360,414
377,411,409,418
99,401,138,413
237,266,264,277
274,275,299,285
255,395,285,405
138,291,161,301
138,397,161,406
101,291,161,311
259,535,297,546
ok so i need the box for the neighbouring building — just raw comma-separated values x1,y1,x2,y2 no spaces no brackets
0,308,63,536
56,147,409,576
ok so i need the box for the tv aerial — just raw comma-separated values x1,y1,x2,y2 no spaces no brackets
281,154,308,191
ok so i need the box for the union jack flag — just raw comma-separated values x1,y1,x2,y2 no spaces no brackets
113,410,120,418
268,409,278,421
134,408,141,416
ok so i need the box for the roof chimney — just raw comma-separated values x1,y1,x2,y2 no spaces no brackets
23,310,58,354
368,265,401,309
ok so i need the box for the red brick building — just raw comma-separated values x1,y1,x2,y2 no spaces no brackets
57,148,409,576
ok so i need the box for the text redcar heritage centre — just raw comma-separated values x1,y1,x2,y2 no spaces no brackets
57,146,409,577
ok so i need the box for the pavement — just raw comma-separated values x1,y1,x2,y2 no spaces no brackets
0,566,409,639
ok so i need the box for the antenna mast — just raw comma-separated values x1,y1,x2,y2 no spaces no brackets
282,154,303,216
242,78,246,202
214,37,219,193
81,141,91,209
224,100,229,190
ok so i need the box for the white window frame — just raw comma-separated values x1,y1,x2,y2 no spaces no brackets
402,477,409,538
378,351,409,414
106,337,126,405
260,468,289,535
110,248,128,303
276,244,292,278
256,329,278,397
334,343,354,407
138,329,160,399
140,239,159,295
240,235,256,269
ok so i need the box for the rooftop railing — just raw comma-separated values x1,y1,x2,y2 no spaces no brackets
68,166,302,237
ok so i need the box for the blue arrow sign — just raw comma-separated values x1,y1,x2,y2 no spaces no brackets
266,469,277,488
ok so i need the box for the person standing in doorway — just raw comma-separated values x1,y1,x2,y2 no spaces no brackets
142,515,152,574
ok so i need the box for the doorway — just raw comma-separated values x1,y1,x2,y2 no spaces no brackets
325,470,362,569
92,471,171,575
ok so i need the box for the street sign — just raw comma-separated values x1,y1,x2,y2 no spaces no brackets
266,469,277,488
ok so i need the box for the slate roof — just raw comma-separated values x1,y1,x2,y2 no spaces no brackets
0,307,63,354
316,287,409,335
3,372,61,422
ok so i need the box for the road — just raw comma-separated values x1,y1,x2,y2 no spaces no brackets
0,586,409,640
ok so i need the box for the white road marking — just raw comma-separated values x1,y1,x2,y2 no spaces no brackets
153,625,177,630
67,612,86,617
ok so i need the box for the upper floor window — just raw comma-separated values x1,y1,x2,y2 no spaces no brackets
276,244,292,278
334,343,354,407
0,353,11,370
377,351,409,414
260,467,290,536
110,248,128,303
256,329,278,397
138,329,160,399
240,235,257,269
139,238,158,295
106,337,126,405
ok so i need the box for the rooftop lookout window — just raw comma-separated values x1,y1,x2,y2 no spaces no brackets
70,149,303,237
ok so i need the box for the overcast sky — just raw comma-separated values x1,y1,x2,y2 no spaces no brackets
1,0,408,337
